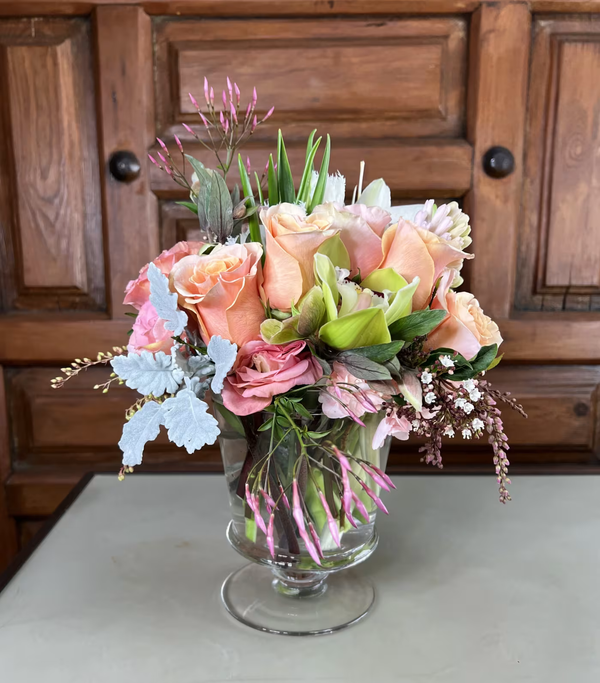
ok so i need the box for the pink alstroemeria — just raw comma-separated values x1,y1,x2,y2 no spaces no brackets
234,82,241,104
174,134,183,154
360,463,391,492
292,479,321,565
182,123,195,137
209,87,215,105
203,77,209,104
266,514,275,558
308,522,324,558
318,491,341,548
245,102,252,120
189,92,199,110
260,488,276,513
358,480,389,515
351,490,370,523
252,87,257,108
222,89,227,108
226,76,232,99
332,448,357,527
279,485,290,510
368,463,396,490
245,483,267,535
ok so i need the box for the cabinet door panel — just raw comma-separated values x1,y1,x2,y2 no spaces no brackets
0,18,104,312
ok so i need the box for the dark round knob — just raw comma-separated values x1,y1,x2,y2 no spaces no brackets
109,150,141,183
482,146,515,179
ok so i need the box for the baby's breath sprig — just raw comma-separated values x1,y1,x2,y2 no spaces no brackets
50,347,127,390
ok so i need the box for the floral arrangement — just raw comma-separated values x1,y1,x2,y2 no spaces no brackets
53,77,525,565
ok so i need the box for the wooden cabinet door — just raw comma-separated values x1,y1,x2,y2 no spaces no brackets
0,8,159,565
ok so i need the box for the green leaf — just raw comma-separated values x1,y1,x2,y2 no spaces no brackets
337,353,392,381
277,130,295,203
314,253,339,321
345,340,405,363
297,133,322,205
185,155,205,178
448,344,498,381
361,268,407,294
254,172,264,205
238,154,262,246
257,417,274,432
317,233,350,270
295,403,313,420
213,401,245,437
193,167,233,241
487,352,504,371
124,311,137,318
267,154,279,206
319,307,391,350
176,201,199,215
385,277,420,326
308,134,330,212
389,309,447,342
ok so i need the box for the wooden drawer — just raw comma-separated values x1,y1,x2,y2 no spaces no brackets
150,16,471,199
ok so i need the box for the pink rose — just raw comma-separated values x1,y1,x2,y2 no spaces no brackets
222,340,323,416
372,411,412,449
426,271,503,360
170,243,265,348
261,203,339,311
127,300,175,355
124,241,205,310
319,362,395,421
379,219,472,310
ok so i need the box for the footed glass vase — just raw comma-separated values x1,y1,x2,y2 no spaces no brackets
214,402,391,636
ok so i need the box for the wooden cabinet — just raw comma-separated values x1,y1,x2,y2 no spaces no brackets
1,0,599,569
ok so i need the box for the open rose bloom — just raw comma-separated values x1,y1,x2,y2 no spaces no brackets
56,93,525,631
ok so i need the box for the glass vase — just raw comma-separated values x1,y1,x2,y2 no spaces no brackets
214,399,391,636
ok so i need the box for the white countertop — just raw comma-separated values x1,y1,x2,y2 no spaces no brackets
0,473,599,682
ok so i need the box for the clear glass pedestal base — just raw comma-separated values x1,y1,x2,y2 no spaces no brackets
221,563,375,636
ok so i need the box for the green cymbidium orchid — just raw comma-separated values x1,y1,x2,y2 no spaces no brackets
260,286,326,344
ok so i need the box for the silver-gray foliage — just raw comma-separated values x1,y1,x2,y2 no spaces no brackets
118,401,165,467
111,351,180,397
207,335,238,393
161,388,220,454
147,262,187,335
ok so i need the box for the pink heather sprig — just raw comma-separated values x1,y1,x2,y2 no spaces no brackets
148,137,194,192
399,371,526,503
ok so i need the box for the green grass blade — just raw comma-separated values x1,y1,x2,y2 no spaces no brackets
297,136,322,205
238,153,262,246
254,171,264,205
267,153,278,206
277,129,295,203
308,134,331,212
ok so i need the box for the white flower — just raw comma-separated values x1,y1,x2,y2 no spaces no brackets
454,397,467,409
424,391,436,405
335,267,350,283
462,379,477,393
420,371,433,384
463,402,474,414
462,428,472,439
472,418,484,431
412,419,421,430
469,389,482,402
439,355,454,368
444,426,455,438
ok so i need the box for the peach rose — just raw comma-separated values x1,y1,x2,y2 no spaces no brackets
426,271,503,360
379,219,473,310
170,243,265,347
127,300,175,355
123,241,205,310
261,203,339,311
222,339,323,416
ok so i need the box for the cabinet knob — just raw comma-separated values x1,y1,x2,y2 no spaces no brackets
109,150,141,183
482,146,515,179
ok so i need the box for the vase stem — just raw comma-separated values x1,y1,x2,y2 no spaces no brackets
272,569,327,598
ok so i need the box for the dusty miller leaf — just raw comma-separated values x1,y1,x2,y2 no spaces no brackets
147,262,187,335
162,389,220,454
111,351,180,397
207,335,237,393
118,401,164,467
